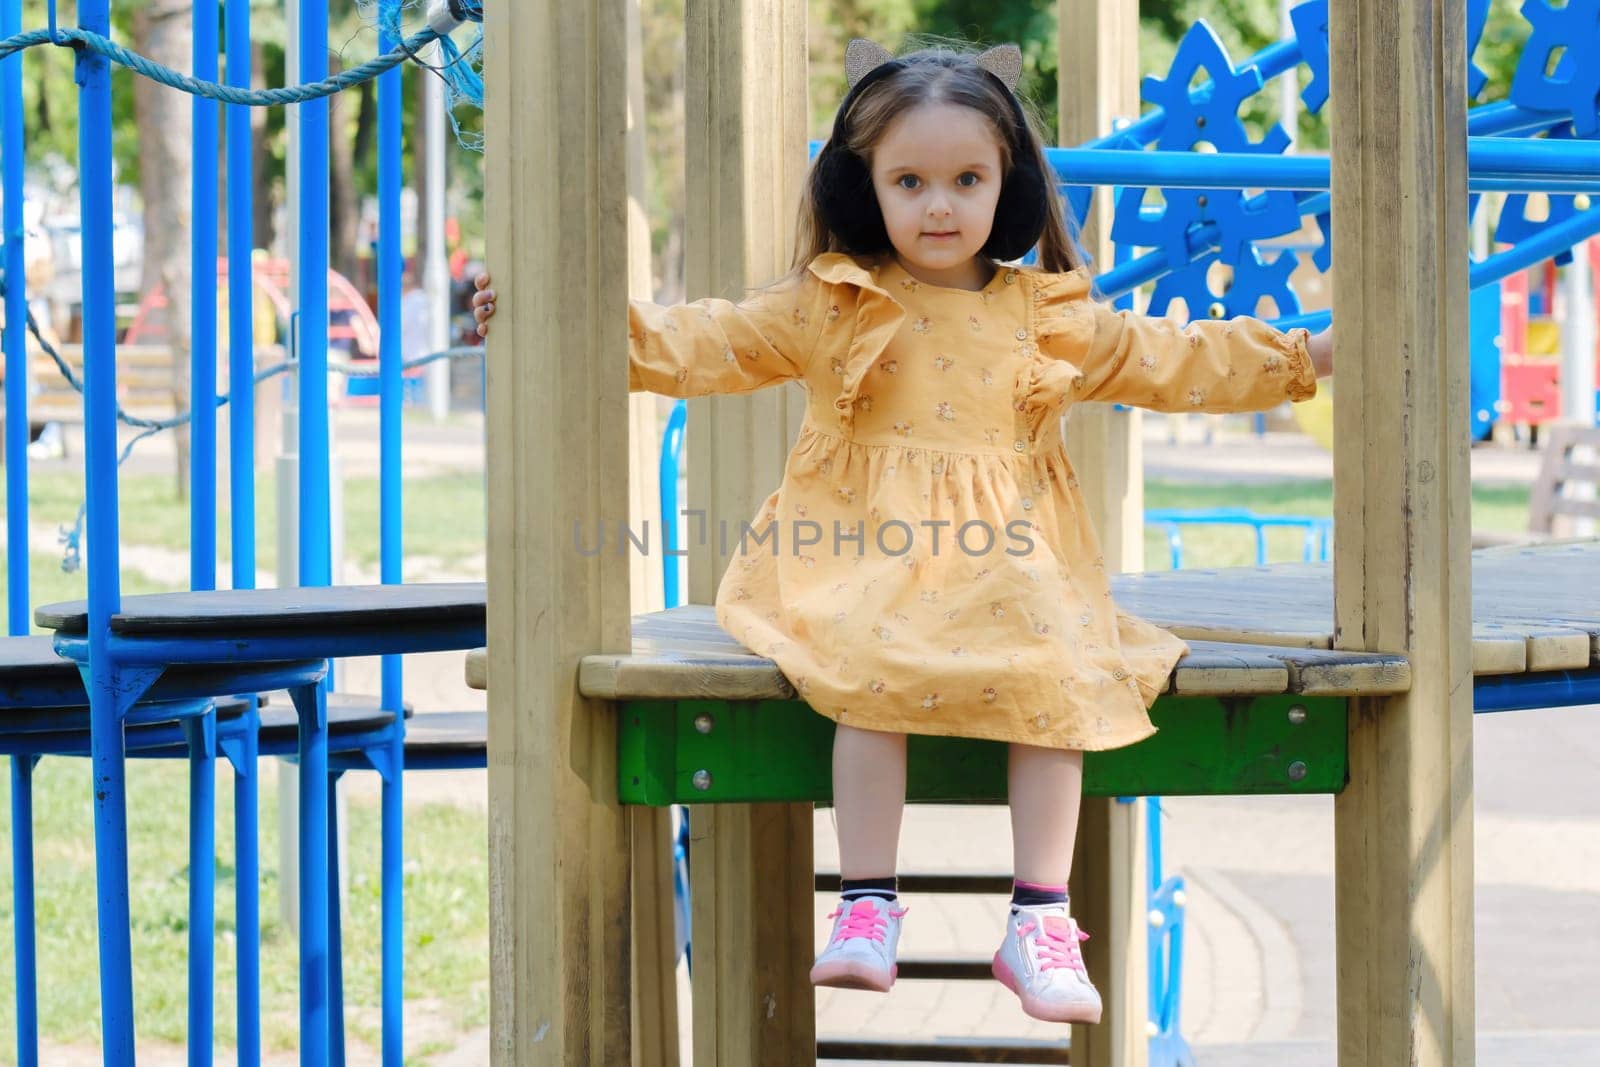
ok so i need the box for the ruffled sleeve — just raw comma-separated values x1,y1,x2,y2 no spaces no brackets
1030,269,1318,414
628,270,831,398
804,253,907,436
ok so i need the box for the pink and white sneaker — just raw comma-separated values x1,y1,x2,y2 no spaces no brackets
809,896,907,992
991,904,1102,1023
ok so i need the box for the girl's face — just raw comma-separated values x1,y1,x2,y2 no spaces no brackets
869,101,1005,290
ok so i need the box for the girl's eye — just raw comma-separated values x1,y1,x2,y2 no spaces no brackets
896,174,921,190
957,172,979,187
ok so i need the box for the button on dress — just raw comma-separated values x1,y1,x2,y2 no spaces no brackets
627,252,1317,751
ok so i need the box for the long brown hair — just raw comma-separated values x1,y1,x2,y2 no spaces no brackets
791,43,1085,276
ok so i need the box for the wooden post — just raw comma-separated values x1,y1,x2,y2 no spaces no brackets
1059,5,1148,1066
1329,2,1474,1064
625,0,680,1056
681,0,814,1061
484,0,634,1062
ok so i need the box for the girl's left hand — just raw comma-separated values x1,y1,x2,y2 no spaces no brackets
1307,328,1332,378
471,272,496,338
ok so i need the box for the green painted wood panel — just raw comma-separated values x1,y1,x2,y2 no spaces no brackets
617,694,1346,804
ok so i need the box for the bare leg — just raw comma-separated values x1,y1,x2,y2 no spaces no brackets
1008,743,1084,887
832,724,908,879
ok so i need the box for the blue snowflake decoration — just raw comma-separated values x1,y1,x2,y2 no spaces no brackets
1510,0,1600,136
1145,247,1301,322
1289,0,1330,114
1312,210,1331,273
1496,122,1590,266
1467,0,1493,100
1112,18,1301,314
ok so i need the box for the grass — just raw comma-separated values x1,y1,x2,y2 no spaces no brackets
0,466,1536,1060
0,761,489,1062
7,469,487,590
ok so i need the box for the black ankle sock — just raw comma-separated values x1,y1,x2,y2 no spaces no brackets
1011,880,1068,909
840,876,898,902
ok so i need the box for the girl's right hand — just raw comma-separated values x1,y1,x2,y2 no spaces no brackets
471,272,496,338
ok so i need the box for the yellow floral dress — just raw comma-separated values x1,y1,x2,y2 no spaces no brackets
628,252,1316,751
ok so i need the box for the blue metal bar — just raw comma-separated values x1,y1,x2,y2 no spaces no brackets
232,703,262,1067
1046,143,1600,194
185,714,216,1067
225,0,255,594
1474,670,1600,713
76,0,137,1057
378,0,403,712
327,772,347,1067
2,0,25,634
290,680,331,1065
298,0,332,589
380,741,404,1066
376,11,406,1061
660,399,686,608
191,0,219,592
1467,101,1567,137
1470,206,1600,291
10,755,38,1067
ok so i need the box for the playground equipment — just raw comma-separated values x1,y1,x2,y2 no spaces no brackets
480,2,1600,1066
4,0,1600,1064
0,3,487,1066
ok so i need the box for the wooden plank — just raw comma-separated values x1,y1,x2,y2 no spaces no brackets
1191,641,1411,696
484,0,634,1059
580,654,795,702
624,1,678,1050
464,647,487,691
1329,4,1474,1065
681,0,814,1061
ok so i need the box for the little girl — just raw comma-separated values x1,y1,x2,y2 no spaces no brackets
474,38,1332,1025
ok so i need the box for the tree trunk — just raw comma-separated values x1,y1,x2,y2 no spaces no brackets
251,40,275,255
132,0,194,501
328,54,361,285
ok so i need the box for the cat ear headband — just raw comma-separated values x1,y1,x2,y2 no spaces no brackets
813,38,1047,261
844,37,1022,93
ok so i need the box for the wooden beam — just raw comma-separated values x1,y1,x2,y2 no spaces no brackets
1329,2,1474,1064
680,0,815,1061
624,0,680,1058
1059,4,1146,1065
484,0,634,1061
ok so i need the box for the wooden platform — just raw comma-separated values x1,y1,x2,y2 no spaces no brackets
463,541,1600,805
1110,538,1600,675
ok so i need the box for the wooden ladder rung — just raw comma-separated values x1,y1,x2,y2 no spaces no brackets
815,871,1015,894
817,1035,1069,1063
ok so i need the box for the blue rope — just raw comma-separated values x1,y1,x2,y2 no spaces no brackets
0,25,453,107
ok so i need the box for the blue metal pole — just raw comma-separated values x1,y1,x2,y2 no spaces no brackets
376,18,406,1058
378,0,403,712
225,0,255,593
298,0,331,589
326,772,346,1067
191,0,219,592
185,715,216,1067
380,748,403,1065
10,756,38,1067
2,0,25,634
660,400,686,608
77,0,137,1058
1046,145,1600,195
232,706,261,1067
291,681,330,1065
1473,670,1600,713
